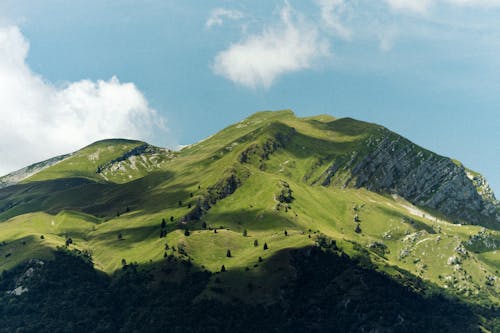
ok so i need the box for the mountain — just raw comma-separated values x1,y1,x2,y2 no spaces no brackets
0,110,498,332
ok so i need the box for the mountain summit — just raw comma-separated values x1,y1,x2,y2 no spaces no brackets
0,110,498,331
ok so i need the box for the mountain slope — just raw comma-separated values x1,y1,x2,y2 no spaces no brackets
0,110,498,331
0,153,70,189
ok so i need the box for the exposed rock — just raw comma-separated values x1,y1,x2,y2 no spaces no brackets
333,129,498,226
0,154,70,189
182,167,246,222
238,124,295,167
454,243,468,257
6,259,44,297
447,255,461,265
465,228,499,252
399,248,410,259
96,144,173,175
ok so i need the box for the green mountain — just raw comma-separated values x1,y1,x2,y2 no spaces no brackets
0,110,498,332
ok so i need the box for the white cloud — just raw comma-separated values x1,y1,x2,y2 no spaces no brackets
206,8,244,28
0,25,166,175
315,0,352,39
212,3,330,89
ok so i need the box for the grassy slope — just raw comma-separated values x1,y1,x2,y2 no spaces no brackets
24,139,144,183
0,110,498,308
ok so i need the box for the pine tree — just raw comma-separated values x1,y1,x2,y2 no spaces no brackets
221,265,226,272
284,230,288,236
161,219,166,228
254,239,259,247
226,249,232,258
118,232,123,240
263,242,268,250
243,229,248,237
355,223,362,234
184,229,190,236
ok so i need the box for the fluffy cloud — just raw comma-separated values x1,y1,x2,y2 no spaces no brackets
0,25,166,175
206,8,244,28
212,3,330,89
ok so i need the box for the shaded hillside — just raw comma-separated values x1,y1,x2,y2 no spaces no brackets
0,110,498,331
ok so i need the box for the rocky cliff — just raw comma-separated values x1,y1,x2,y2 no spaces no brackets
342,128,498,226
308,123,498,227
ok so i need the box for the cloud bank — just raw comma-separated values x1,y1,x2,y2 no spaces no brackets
0,25,166,176
212,3,330,89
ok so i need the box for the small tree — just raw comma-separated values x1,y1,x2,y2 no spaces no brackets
263,242,268,250
161,219,166,228
178,200,182,207
126,206,130,213
243,229,248,237
355,223,362,234
165,242,169,250
40,235,45,240
221,265,226,272
116,211,120,217
188,203,192,209
118,232,123,240
202,221,207,229
284,230,288,236
121,258,127,266
258,256,263,262
65,237,73,246
170,216,174,222
184,229,190,236
214,229,217,234
190,193,194,197
226,249,232,258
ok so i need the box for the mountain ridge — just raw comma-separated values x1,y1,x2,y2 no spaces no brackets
0,110,498,331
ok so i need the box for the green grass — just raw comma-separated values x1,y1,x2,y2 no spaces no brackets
0,110,498,307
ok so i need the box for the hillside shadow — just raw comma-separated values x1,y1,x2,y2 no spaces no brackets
1,240,496,332
0,171,200,222
202,208,302,231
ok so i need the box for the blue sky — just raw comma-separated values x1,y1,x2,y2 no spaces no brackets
0,0,499,193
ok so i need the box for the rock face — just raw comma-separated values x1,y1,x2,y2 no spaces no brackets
96,143,173,175
324,128,498,226
0,154,70,189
